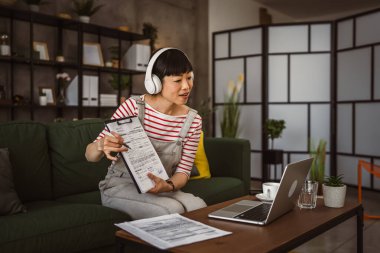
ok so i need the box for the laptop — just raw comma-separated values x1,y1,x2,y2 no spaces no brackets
208,158,313,226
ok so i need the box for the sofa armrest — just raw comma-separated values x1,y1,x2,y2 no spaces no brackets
204,138,251,194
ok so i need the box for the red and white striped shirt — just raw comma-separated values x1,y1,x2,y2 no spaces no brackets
97,96,202,177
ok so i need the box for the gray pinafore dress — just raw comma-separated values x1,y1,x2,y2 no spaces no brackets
99,96,206,220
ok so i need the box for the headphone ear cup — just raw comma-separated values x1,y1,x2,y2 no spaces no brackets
144,79,155,94
190,72,194,81
151,74,162,94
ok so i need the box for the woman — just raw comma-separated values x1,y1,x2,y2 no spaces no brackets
85,48,206,219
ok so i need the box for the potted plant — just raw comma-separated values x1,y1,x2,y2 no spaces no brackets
220,74,243,138
22,0,49,12
263,119,286,164
309,139,327,195
38,90,47,106
108,74,130,91
142,23,158,53
72,0,104,23
323,174,347,208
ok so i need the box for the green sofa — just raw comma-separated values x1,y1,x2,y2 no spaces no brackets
0,119,250,253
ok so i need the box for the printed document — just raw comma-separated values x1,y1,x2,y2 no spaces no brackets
105,116,169,193
116,213,231,250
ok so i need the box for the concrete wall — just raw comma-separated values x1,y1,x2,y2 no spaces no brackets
296,5,380,22
1,0,208,121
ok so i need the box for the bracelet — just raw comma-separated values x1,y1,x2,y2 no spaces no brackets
166,179,176,192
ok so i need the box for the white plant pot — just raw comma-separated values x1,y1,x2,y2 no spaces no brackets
322,184,347,208
29,4,39,12
39,95,47,106
0,44,11,56
79,16,90,23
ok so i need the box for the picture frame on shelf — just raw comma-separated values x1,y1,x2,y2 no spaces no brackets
83,42,104,66
33,42,50,60
39,87,55,105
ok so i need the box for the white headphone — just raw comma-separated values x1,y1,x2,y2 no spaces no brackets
144,47,194,94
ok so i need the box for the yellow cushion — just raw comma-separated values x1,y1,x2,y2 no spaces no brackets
190,131,211,180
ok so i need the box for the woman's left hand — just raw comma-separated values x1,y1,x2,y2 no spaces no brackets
147,173,173,193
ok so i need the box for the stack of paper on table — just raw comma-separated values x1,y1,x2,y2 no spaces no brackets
116,213,231,250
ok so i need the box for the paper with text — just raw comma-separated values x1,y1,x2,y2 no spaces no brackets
116,213,231,250
105,116,168,193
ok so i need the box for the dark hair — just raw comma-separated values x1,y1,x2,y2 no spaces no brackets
151,48,193,80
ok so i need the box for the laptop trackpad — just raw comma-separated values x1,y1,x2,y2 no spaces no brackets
209,200,262,218
224,204,255,213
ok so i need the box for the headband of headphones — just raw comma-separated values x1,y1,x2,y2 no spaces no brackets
144,47,173,87
144,47,193,94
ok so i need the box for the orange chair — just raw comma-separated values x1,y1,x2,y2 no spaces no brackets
357,160,380,219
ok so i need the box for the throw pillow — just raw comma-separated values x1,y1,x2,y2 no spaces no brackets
0,148,26,215
190,131,211,180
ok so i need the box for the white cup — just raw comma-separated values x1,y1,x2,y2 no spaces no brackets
39,95,47,106
262,182,280,200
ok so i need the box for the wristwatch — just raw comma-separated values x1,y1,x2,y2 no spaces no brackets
166,179,176,192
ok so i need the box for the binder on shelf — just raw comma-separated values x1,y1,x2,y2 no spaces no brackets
66,75,78,106
65,75,99,106
89,76,99,106
123,44,150,71
82,75,90,106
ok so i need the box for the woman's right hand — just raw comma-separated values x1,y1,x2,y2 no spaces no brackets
100,131,128,161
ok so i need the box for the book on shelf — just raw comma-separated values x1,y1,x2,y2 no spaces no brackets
100,93,118,106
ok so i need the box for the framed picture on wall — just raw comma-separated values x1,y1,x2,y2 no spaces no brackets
39,87,55,105
33,42,50,60
83,42,104,66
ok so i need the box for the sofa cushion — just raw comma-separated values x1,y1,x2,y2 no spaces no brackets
190,131,211,180
47,119,111,198
56,190,101,205
0,148,26,215
0,121,52,202
0,201,130,253
182,177,245,205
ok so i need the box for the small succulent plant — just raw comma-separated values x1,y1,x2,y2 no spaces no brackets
324,174,344,187
72,0,104,17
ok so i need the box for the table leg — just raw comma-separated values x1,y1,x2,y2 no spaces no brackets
357,205,364,253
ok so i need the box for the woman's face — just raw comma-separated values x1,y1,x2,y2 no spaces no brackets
160,72,193,105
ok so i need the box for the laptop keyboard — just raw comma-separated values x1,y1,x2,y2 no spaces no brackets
234,203,271,221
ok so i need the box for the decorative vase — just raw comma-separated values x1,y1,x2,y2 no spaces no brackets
56,55,65,62
79,16,90,23
112,59,119,68
29,4,39,12
322,184,347,208
57,85,66,105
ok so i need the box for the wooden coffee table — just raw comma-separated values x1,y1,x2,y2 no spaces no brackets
115,195,363,253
